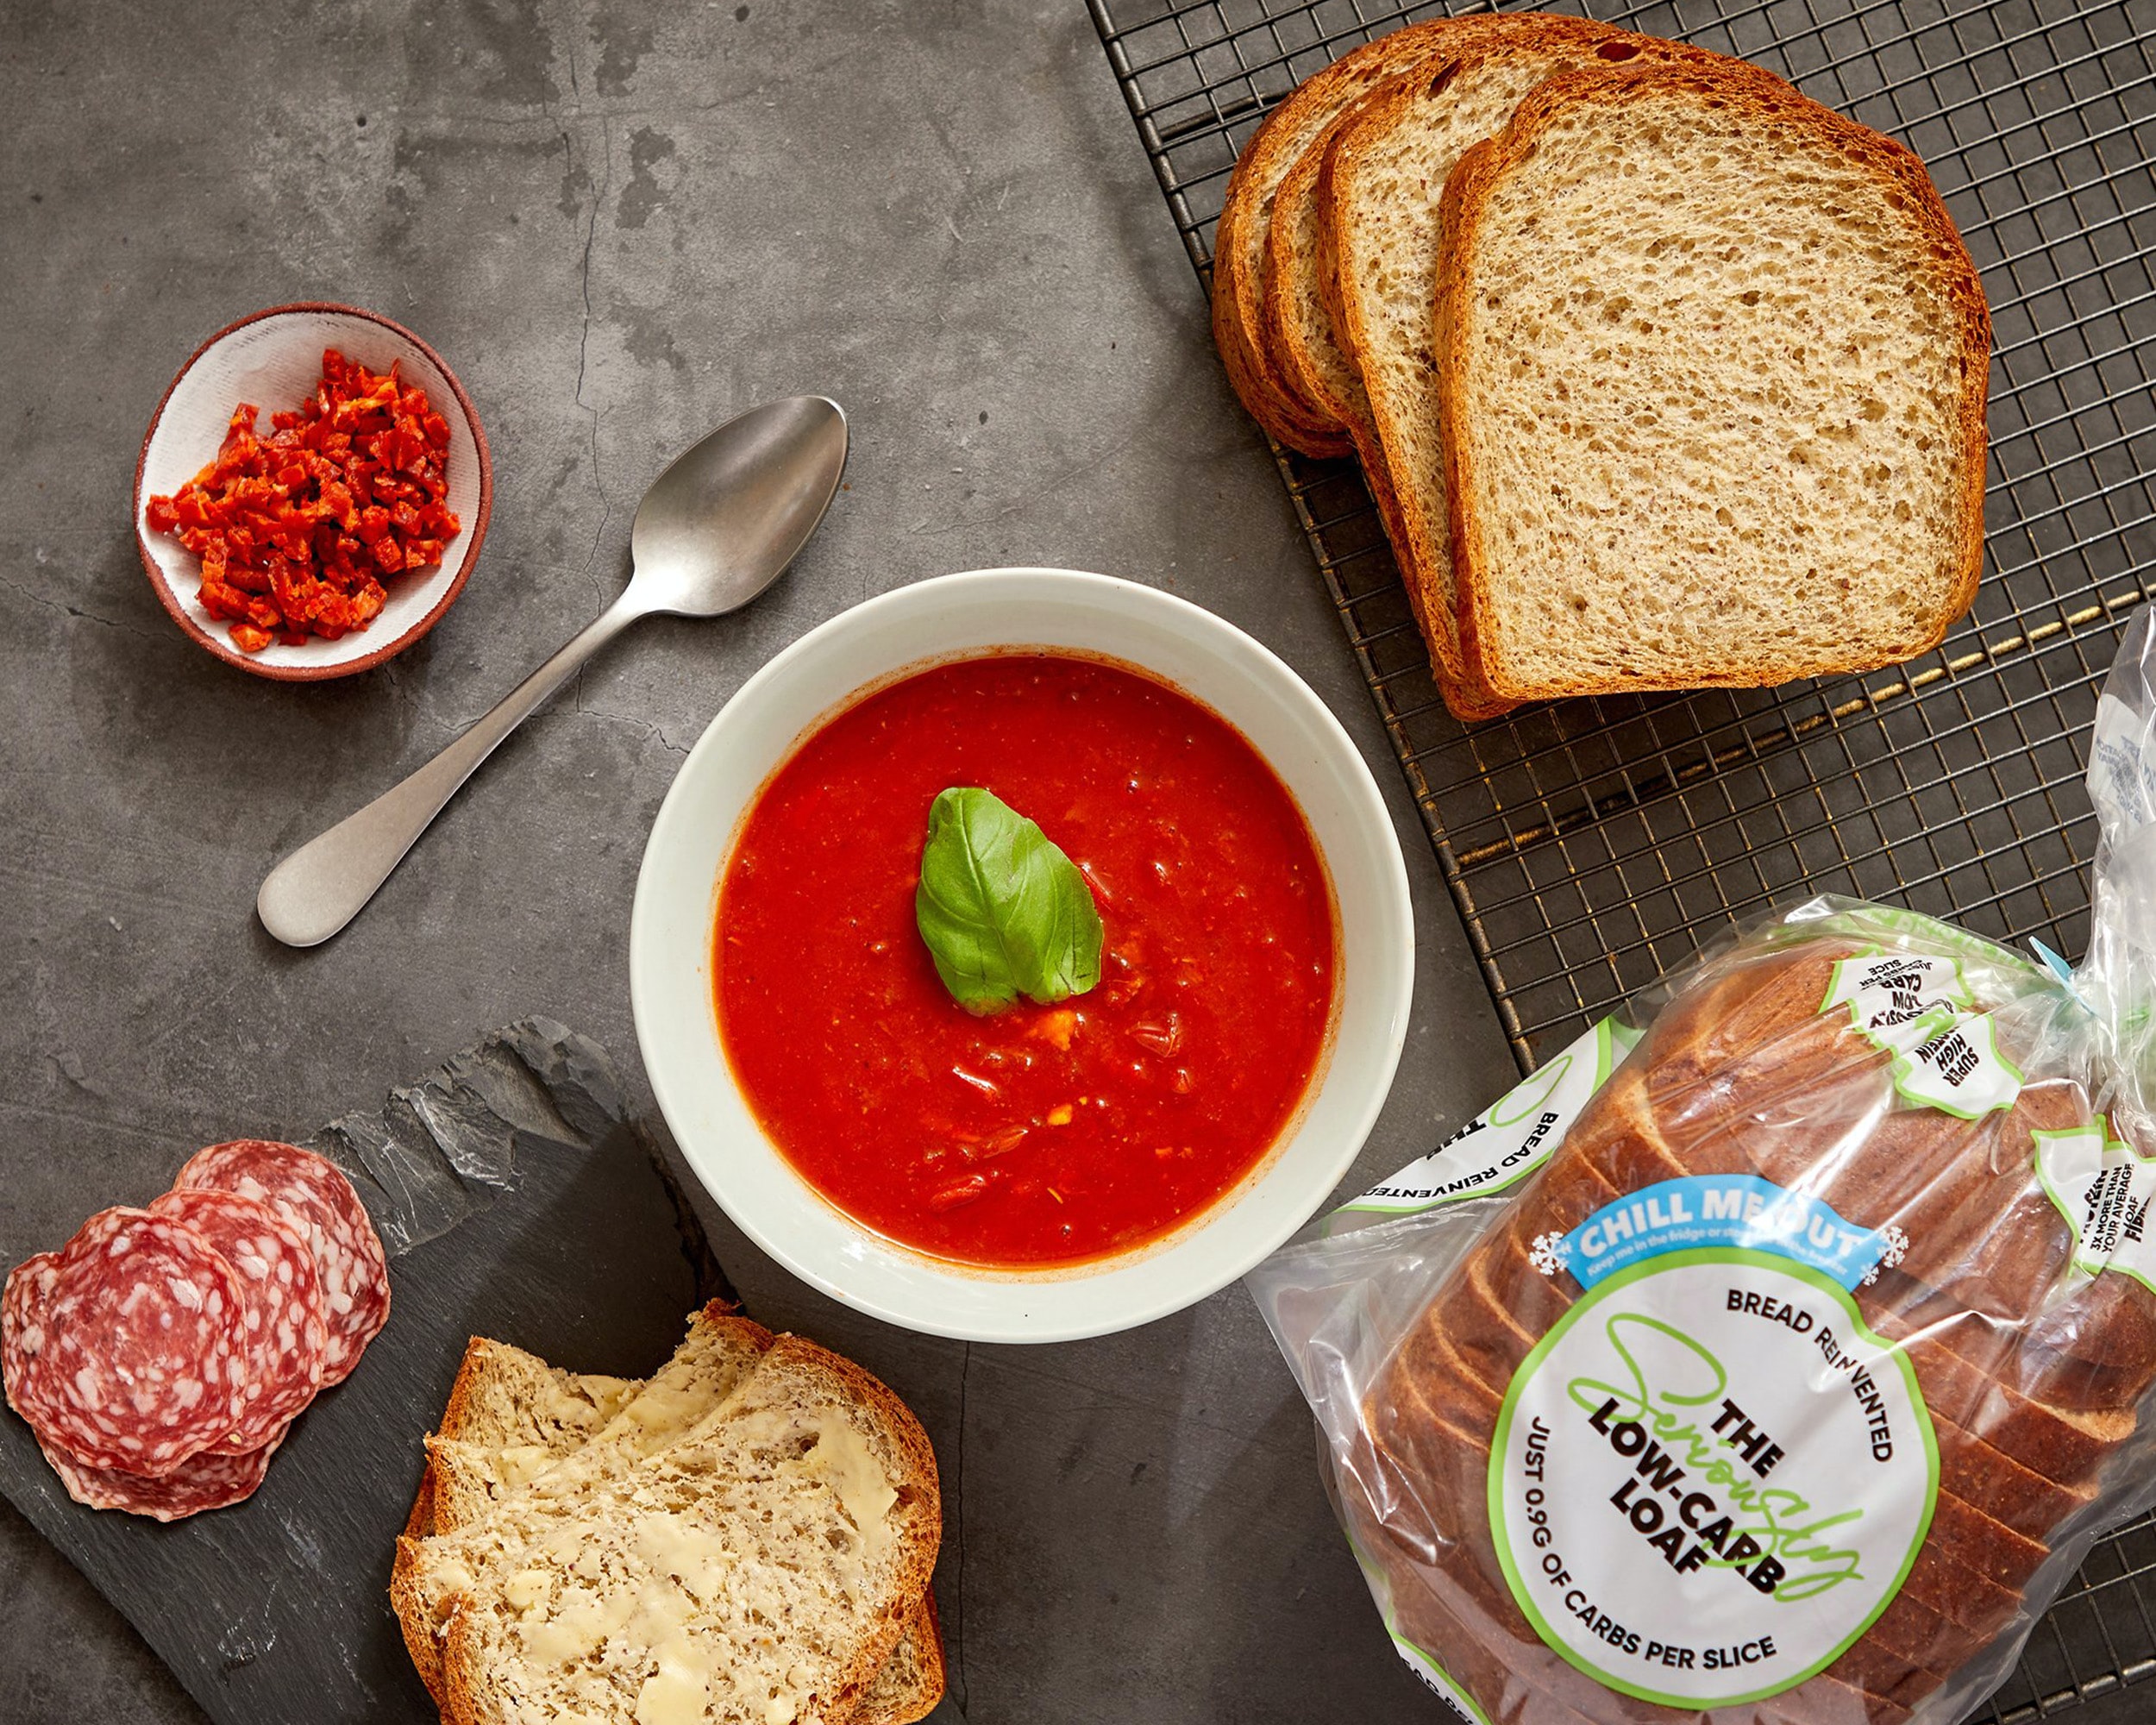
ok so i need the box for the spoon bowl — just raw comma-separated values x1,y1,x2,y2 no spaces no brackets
630,396,849,618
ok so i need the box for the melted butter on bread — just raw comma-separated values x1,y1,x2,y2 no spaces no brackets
797,1413,899,1559
632,1515,734,1604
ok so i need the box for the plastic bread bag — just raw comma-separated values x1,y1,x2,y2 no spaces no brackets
1246,609,2156,1725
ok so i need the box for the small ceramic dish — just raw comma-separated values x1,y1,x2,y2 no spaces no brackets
630,568,1415,1343
133,303,492,681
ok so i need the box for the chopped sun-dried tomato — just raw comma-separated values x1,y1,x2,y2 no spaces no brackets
147,348,461,655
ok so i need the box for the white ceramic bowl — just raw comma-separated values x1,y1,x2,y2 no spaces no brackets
134,303,491,681
630,568,1413,1342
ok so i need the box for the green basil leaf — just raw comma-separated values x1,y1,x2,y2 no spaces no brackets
914,787,1104,1015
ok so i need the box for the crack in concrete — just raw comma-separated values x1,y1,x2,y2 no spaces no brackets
544,0,619,731
378,654,461,737
564,700,689,758
0,572,168,642
573,129,615,607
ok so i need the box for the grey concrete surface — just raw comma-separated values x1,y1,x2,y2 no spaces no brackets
0,3,1520,1722
1,4,2133,1725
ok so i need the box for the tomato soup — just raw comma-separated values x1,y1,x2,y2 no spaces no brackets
713,653,1337,1268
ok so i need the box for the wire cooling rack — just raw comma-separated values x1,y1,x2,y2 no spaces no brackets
1087,0,2156,1719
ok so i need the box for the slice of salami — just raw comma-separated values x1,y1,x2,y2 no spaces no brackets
147,1189,326,1453
5,1208,248,1476
3,1251,62,1403
172,1140,390,1385
39,1427,282,1521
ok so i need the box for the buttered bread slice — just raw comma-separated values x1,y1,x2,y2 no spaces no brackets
1438,59,1989,701
431,1336,938,1725
395,1312,944,1725
394,1308,777,1694
420,1338,642,1533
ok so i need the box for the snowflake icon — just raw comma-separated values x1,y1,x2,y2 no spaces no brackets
1859,1225,1912,1286
1529,1232,1572,1278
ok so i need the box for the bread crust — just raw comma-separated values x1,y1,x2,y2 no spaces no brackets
894,1590,949,1725
1210,236,1351,457
1436,58,1991,704
1264,91,1378,433
1228,10,1630,451
1210,16,1483,454
395,1333,523,1702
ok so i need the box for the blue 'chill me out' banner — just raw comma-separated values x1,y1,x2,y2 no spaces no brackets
1556,1176,1895,1291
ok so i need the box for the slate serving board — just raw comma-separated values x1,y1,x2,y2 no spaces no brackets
0,1019,730,1725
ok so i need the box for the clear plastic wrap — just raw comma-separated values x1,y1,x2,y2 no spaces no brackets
1248,610,2156,1725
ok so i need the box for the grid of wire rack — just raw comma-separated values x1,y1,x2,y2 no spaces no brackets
1086,0,2156,1718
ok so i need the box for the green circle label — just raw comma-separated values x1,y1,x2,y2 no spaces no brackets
1488,1249,1938,1707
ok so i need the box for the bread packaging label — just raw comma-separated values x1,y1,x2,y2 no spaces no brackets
2035,1120,2156,1288
1821,950,2024,1118
1490,1241,1934,1707
1368,1616,1492,1725
1882,1012,2022,1118
1819,950,1972,1042
1338,1019,1642,1220
1531,1177,1908,1293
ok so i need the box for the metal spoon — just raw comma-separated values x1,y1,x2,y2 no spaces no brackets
257,395,849,948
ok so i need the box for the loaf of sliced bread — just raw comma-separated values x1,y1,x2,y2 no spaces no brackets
394,1311,945,1725
1321,32,1718,719
429,1336,939,1725
1436,59,1990,702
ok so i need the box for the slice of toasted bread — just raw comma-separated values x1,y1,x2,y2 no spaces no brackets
393,1311,947,1725
1320,30,1716,719
1436,59,1990,703
432,1336,940,1725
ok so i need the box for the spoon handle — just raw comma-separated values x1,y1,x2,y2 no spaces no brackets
257,595,647,947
